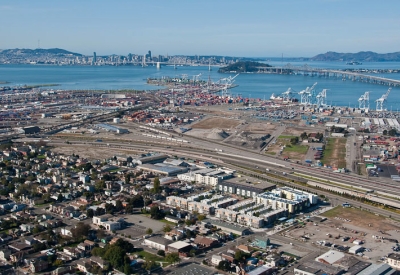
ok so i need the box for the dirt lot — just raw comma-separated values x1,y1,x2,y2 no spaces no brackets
51,145,140,159
191,117,242,129
285,206,400,261
244,122,276,132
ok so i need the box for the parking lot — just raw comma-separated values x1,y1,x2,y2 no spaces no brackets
119,214,166,238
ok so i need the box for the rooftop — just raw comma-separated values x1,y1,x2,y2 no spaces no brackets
168,263,215,275
168,241,192,250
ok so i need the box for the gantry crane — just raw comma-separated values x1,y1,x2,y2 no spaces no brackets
299,82,317,105
375,88,392,111
316,89,328,107
358,91,370,110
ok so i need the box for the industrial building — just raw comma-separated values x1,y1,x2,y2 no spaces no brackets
217,179,276,198
94,123,128,134
137,163,188,176
19,126,40,134
136,154,169,165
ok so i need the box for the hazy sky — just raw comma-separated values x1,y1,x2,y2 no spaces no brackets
1,0,399,57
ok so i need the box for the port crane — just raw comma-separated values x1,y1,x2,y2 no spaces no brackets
192,73,202,83
375,88,392,111
281,88,296,102
316,89,328,107
299,82,317,105
219,74,239,97
358,91,370,110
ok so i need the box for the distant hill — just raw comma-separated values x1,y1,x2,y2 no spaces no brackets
218,61,271,73
311,51,400,62
0,48,82,56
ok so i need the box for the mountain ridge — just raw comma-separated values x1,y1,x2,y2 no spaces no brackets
310,51,400,62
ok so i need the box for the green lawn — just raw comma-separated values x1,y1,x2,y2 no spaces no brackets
283,145,308,154
136,250,166,265
160,219,177,225
37,155,46,159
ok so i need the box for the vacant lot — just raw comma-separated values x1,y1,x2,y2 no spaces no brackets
321,206,396,231
321,138,347,168
191,117,241,129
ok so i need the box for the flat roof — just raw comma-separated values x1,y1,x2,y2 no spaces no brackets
247,265,272,275
146,236,173,246
356,263,395,275
219,179,275,192
168,241,192,250
168,263,216,275
203,219,250,233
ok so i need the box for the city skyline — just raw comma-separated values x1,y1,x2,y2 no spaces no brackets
1,0,399,57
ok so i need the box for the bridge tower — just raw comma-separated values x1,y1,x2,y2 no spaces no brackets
358,91,370,110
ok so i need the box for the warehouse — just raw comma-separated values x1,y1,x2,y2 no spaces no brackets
20,126,40,134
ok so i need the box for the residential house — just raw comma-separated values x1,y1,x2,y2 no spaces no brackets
30,259,49,273
0,248,11,261
76,258,92,273
194,236,218,249
211,254,223,266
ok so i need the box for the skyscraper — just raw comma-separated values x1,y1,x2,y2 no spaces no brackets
93,52,97,65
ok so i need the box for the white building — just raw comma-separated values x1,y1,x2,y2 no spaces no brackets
92,215,122,231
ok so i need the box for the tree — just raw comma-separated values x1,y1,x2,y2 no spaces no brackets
146,228,153,235
300,132,308,141
163,224,172,233
91,247,106,257
152,177,161,194
234,250,250,264
87,208,94,218
150,206,165,220
57,193,63,202
129,195,144,207
217,260,231,271
383,130,388,135
115,200,123,211
53,259,63,267
124,263,131,275
95,207,105,216
290,136,299,145
143,260,158,271
33,225,41,234
197,214,206,221
389,129,397,136
104,246,126,269
157,250,165,257
165,252,180,265
71,222,91,239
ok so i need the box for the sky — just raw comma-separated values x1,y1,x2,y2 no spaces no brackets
1,0,399,57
